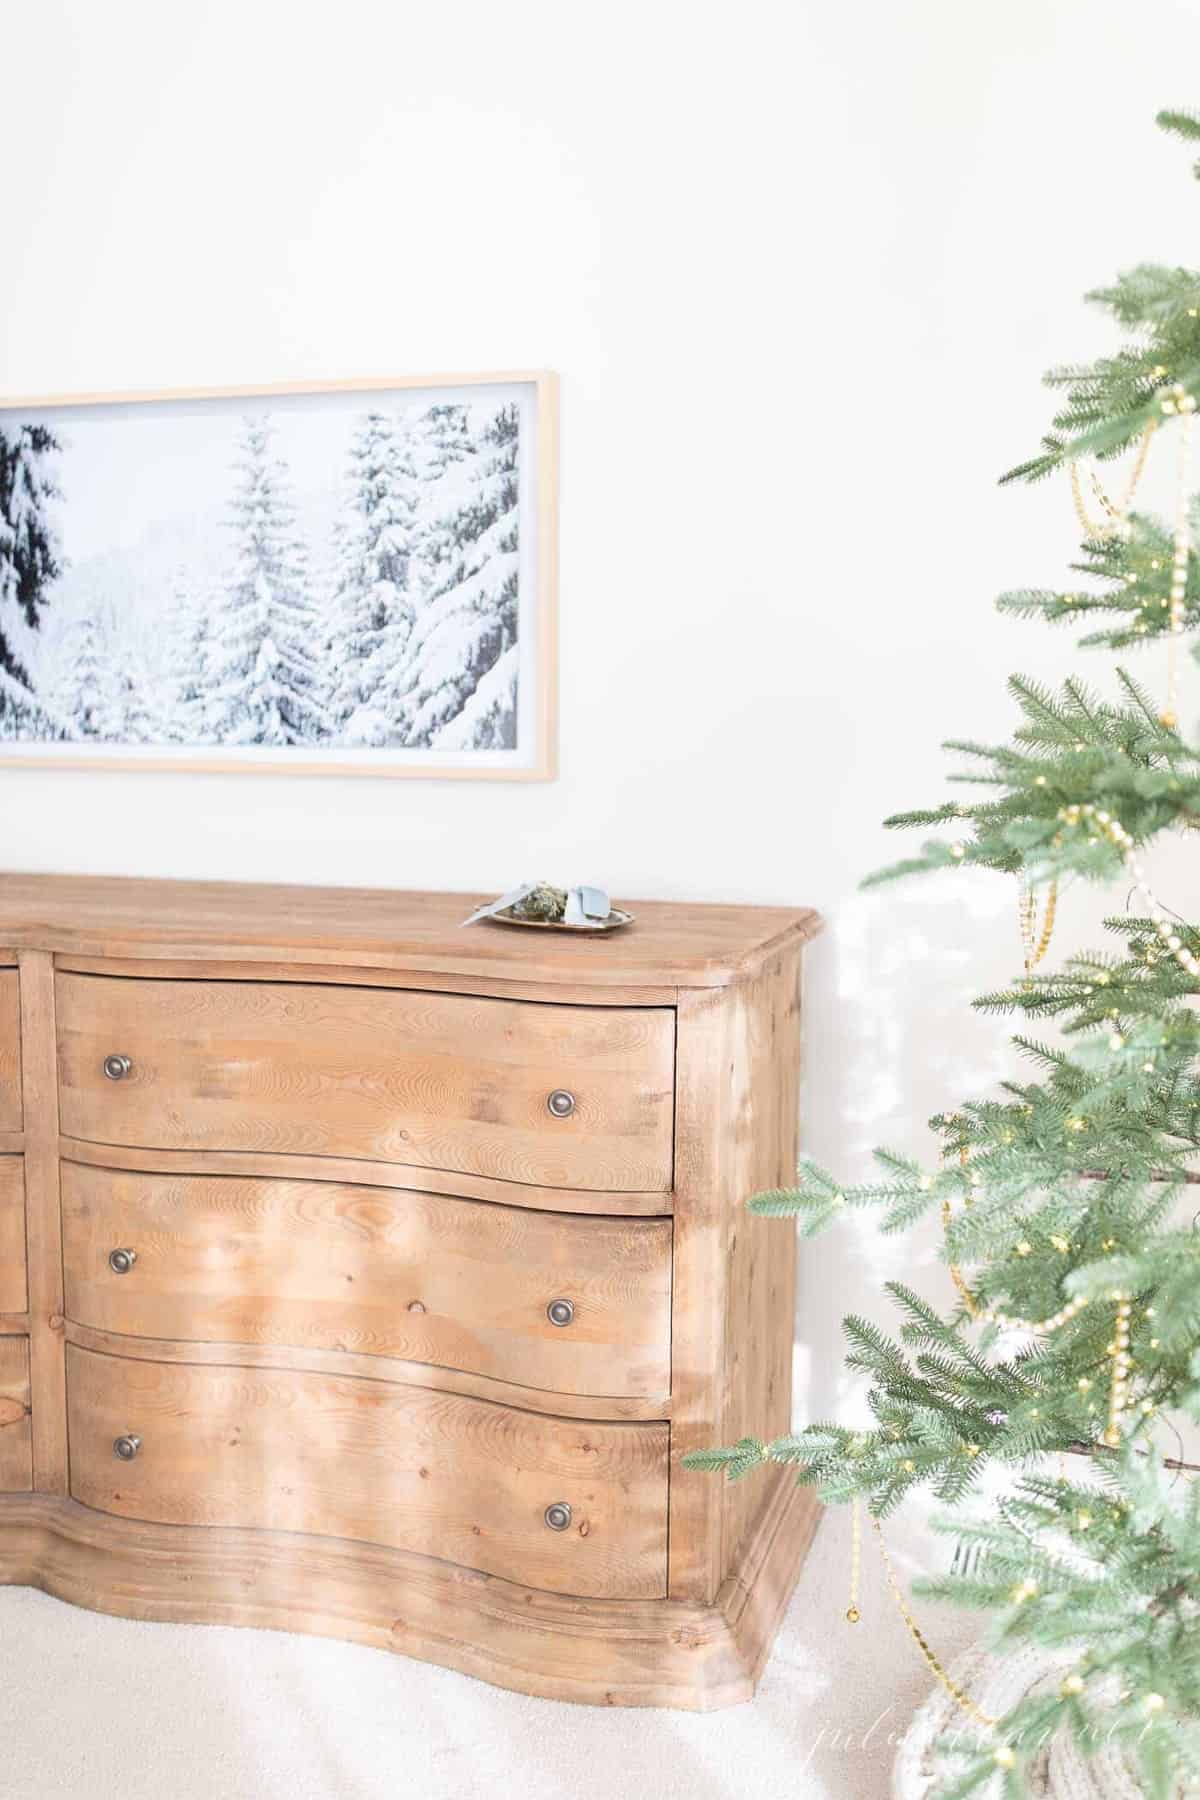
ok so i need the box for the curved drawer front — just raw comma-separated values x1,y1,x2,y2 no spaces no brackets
61,1163,673,1398
0,1158,26,1315
0,1337,31,1491
0,969,21,1132
66,1346,669,1599
56,975,675,1193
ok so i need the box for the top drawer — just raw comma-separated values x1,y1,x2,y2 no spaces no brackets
0,970,20,1133
56,975,675,1193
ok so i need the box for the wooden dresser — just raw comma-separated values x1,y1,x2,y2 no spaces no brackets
0,875,821,1708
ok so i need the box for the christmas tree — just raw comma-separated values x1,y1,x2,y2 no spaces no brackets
688,108,1200,1798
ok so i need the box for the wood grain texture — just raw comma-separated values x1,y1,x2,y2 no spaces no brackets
0,874,823,988
63,1321,671,1422
0,1159,27,1314
665,959,809,1603
61,1163,672,1398
19,951,66,1493
0,970,22,1131
0,1474,819,1708
0,1339,31,1490
57,976,676,1193
667,986,734,1604
55,956,676,1009
66,1346,669,1600
719,949,804,1575
714,1466,822,1693
59,1136,672,1218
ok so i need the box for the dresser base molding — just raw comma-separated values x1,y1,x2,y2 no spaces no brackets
0,1473,820,1710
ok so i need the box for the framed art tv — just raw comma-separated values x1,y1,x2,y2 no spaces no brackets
0,371,557,778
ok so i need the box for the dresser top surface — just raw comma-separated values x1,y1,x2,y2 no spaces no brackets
0,873,821,988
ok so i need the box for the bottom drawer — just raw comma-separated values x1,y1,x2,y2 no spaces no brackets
66,1346,669,1600
0,1337,31,1491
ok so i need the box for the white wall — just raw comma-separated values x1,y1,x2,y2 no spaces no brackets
6,0,1200,1426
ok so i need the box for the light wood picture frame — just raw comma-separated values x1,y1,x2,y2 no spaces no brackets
0,371,558,779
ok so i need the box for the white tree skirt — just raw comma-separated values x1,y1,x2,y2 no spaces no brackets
893,1644,1184,1800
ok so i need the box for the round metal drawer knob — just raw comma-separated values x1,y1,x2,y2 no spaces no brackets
544,1501,572,1532
547,1298,575,1328
112,1434,142,1462
108,1248,137,1275
546,1089,576,1119
103,1053,132,1082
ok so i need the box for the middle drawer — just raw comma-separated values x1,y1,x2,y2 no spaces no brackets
61,1162,673,1399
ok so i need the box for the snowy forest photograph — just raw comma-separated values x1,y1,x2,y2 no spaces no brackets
0,375,552,774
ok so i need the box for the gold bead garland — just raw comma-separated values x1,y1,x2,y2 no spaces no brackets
977,1292,1090,1334
1068,419,1156,540
1058,804,1200,982
943,1146,982,1317
943,803,1184,1455
869,1515,998,1730
1104,1296,1134,1448
1163,395,1194,727
845,1498,861,1624
942,1141,1091,1332
1064,396,1193,727
843,1498,999,1732
1017,872,1058,973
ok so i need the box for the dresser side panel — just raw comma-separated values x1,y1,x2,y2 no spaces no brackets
667,986,734,1602
718,947,803,1576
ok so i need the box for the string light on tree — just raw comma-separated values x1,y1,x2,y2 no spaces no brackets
1058,803,1200,982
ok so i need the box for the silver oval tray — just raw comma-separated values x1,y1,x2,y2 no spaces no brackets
486,905,635,934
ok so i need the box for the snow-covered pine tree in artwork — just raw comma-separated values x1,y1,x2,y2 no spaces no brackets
0,424,63,726
419,404,473,476
329,411,422,743
53,610,107,738
0,391,532,759
159,571,213,744
383,402,521,750
205,418,328,747
41,605,133,742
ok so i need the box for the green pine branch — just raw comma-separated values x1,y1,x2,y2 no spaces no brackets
691,103,1200,1800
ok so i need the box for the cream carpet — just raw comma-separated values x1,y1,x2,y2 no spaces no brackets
0,1507,977,1800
